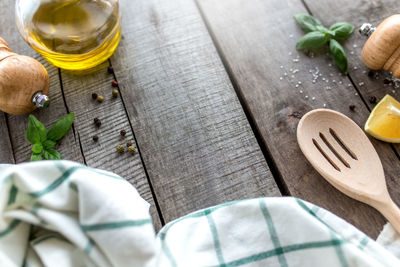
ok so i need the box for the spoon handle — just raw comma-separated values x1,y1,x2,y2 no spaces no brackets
376,199,400,234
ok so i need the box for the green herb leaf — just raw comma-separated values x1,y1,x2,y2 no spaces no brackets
294,14,323,33
330,22,354,40
32,143,43,154
47,113,75,142
43,148,61,160
330,39,348,74
296,31,328,50
315,25,329,33
26,115,47,144
30,154,43,162
43,140,56,149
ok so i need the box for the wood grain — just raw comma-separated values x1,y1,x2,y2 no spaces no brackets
0,113,14,163
59,66,162,230
0,0,83,164
111,0,280,223
302,0,400,151
197,0,400,238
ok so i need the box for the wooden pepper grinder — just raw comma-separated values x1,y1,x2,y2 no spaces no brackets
360,14,400,78
0,37,49,115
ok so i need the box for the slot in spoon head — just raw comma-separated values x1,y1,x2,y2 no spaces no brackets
297,109,388,205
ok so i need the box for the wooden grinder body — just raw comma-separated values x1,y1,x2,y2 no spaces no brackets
0,38,49,115
362,14,400,78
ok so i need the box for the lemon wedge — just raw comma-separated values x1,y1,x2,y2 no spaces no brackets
365,94,400,143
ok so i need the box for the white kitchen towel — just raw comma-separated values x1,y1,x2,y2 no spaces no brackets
1,160,399,267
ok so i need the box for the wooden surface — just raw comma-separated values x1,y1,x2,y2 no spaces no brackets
197,0,400,238
297,109,400,234
0,0,399,238
111,0,279,222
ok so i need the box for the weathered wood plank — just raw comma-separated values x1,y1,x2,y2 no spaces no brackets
0,0,83,164
302,0,400,153
0,113,14,163
59,66,162,230
197,0,400,238
111,0,280,223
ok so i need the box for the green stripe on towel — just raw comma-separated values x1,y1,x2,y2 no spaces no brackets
0,219,21,238
29,167,82,198
7,185,18,205
205,209,225,266
81,219,152,231
259,199,288,267
159,233,178,267
213,239,345,267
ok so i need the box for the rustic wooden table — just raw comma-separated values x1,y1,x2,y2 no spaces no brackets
1,0,399,238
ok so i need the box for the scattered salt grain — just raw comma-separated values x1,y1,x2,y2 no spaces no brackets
358,82,364,86
312,97,316,100
280,77,283,80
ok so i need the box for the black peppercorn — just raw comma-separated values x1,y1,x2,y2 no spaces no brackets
369,96,377,104
94,118,101,127
92,93,98,100
126,141,133,147
120,130,126,136
107,66,114,74
367,70,375,77
383,78,391,85
93,135,99,142
349,105,356,111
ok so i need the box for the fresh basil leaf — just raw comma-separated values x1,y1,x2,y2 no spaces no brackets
26,115,47,144
43,140,56,149
330,22,354,40
43,148,61,160
294,14,323,33
316,25,329,33
296,31,328,50
32,143,43,154
330,39,348,74
325,30,336,37
30,153,43,162
47,113,75,142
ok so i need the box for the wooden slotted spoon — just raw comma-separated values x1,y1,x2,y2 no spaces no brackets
297,109,400,233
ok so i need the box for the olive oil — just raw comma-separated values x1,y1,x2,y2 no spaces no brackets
27,0,120,70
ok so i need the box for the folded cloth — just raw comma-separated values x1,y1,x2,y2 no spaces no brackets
0,161,399,267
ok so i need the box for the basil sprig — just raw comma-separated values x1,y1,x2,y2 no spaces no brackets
26,113,75,161
294,14,354,74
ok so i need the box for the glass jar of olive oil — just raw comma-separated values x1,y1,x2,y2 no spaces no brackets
15,0,121,70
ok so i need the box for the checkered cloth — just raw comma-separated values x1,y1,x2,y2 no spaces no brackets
1,161,400,267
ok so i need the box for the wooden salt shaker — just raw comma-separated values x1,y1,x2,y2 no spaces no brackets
0,37,49,115
360,15,400,78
